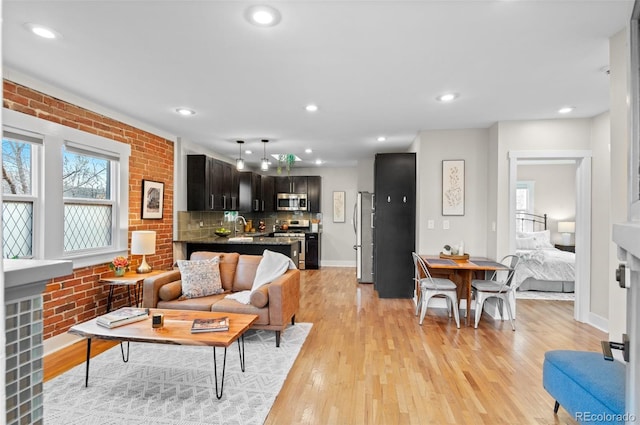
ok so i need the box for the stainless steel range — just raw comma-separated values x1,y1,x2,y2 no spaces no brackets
274,220,309,269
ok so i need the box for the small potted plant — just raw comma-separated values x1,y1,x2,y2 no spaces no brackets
109,256,129,277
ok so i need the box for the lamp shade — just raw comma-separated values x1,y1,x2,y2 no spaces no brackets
131,231,156,255
557,221,575,234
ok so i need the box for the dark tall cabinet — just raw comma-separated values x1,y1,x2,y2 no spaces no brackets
373,153,416,298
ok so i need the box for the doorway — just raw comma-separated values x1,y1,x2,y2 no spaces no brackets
508,150,592,323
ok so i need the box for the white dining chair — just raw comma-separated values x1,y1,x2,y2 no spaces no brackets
412,252,460,328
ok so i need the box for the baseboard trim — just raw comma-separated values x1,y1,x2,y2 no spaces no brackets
44,332,83,356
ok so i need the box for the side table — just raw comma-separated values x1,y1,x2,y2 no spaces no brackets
554,244,575,253
100,270,164,312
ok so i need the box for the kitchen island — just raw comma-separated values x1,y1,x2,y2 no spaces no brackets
175,236,301,266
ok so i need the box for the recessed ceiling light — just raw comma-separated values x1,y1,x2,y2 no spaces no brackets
175,108,196,116
245,150,252,155
377,136,386,142
25,23,61,39
245,5,281,27
558,106,575,114
315,159,323,165
305,148,313,154
305,104,319,112
436,93,458,102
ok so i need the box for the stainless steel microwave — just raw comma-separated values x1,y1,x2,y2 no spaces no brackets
277,193,308,211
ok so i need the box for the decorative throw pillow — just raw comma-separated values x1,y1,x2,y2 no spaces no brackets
177,256,223,299
515,236,537,250
517,230,553,249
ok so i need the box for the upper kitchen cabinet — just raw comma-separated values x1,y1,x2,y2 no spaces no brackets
307,176,321,212
186,155,211,211
239,172,262,212
275,176,307,194
274,175,321,212
261,175,275,212
187,155,238,211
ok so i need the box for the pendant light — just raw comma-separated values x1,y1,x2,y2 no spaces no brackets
236,140,245,170
261,139,269,171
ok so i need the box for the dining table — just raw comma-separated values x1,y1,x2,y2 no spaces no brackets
420,255,508,325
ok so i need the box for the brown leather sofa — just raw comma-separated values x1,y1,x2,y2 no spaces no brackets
142,251,300,347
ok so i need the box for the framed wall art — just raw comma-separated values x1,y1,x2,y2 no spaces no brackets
142,179,164,219
442,160,465,216
333,191,346,223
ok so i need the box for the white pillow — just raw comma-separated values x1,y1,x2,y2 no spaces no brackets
517,230,553,249
516,236,538,250
177,256,223,299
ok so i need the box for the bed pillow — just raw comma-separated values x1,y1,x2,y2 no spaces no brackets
517,230,553,249
177,256,223,299
515,236,538,250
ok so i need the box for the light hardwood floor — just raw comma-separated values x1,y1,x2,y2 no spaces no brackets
45,267,602,424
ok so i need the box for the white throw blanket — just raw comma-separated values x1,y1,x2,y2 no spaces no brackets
225,250,297,304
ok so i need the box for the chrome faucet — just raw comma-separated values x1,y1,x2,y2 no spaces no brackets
235,216,247,236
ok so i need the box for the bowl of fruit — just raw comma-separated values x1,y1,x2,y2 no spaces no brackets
214,227,232,237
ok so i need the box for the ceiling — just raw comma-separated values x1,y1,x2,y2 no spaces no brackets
2,1,634,169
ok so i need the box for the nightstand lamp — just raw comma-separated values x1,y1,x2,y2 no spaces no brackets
131,230,156,273
557,221,575,246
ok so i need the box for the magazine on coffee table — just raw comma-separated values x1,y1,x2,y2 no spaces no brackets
97,307,149,329
191,316,229,333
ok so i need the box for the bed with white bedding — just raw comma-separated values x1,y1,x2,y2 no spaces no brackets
514,228,576,293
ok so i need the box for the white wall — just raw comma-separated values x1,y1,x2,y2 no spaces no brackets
285,167,359,267
609,28,630,339
517,163,577,245
414,129,490,256
591,111,612,321
494,119,593,259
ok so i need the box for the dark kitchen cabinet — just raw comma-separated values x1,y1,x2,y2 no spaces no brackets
306,176,321,213
373,153,416,298
186,155,211,211
239,172,261,212
305,233,320,269
275,176,307,194
261,175,275,212
187,155,238,211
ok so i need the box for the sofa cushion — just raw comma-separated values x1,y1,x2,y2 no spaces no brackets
157,292,227,311
158,280,182,301
233,255,262,292
177,256,223,299
250,285,269,308
191,252,239,291
210,297,270,325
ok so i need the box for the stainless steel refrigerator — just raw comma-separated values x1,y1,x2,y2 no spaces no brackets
353,191,374,283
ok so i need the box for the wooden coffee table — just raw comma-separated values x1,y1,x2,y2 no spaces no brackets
68,309,258,399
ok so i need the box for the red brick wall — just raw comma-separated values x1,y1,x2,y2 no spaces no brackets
3,80,175,339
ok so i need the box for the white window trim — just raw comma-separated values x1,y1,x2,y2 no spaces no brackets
3,108,131,268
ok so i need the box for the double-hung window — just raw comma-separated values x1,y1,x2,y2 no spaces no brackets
62,146,115,252
2,130,42,258
2,108,130,267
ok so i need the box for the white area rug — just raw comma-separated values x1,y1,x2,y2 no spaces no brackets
516,291,575,301
44,323,312,425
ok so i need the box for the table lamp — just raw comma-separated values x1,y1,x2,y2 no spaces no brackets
131,230,156,273
557,221,575,246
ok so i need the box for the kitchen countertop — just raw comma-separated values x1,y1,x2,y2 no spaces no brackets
174,236,301,245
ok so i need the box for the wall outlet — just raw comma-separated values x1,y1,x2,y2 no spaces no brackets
443,220,450,230
427,220,434,229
